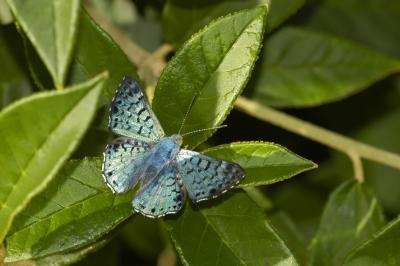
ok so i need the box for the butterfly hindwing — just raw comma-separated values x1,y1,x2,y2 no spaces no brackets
109,76,164,142
176,149,244,202
132,165,185,218
102,137,152,194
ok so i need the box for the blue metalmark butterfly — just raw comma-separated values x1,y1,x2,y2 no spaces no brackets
102,76,244,218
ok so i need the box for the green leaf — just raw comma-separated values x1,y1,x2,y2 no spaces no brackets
153,7,267,148
266,0,304,31
165,191,299,265
69,10,139,98
343,216,400,266
35,239,109,266
5,158,133,262
6,0,80,88
268,211,308,265
310,180,386,266
162,0,304,46
248,27,400,107
0,74,106,243
305,0,400,58
203,141,316,187
0,24,32,109
0,0,12,24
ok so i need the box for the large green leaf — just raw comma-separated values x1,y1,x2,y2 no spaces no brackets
6,0,80,88
204,142,316,187
165,191,299,265
343,216,400,265
0,24,32,109
248,27,400,107
69,10,139,98
306,0,400,58
0,74,106,243
310,180,385,266
5,158,133,262
162,0,304,46
153,7,267,148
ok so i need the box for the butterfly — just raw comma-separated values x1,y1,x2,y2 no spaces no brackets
102,76,245,218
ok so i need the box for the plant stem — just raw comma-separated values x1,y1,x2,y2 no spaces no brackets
235,96,400,171
348,152,364,183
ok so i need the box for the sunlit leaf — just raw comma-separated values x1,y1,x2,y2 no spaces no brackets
6,0,80,87
204,141,316,187
153,7,267,148
5,158,133,262
165,191,299,265
0,74,106,242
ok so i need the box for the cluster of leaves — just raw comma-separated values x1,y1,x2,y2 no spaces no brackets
0,0,399,265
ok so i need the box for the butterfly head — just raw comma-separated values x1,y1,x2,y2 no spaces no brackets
170,134,183,147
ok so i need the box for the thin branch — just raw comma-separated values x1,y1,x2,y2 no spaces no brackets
235,97,400,172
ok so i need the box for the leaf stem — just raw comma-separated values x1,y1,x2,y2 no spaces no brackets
235,96,400,172
348,152,364,183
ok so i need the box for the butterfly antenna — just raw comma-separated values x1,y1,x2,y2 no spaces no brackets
181,125,227,137
178,95,197,134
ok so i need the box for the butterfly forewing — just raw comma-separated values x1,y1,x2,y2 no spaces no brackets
102,138,152,194
109,77,164,142
176,149,244,202
132,165,186,218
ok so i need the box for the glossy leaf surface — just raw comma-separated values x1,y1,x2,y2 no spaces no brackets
153,7,267,148
0,74,106,242
204,142,316,187
5,159,133,262
165,191,299,265
6,0,80,87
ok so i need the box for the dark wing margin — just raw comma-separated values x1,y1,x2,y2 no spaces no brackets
108,76,164,142
176,149,244,202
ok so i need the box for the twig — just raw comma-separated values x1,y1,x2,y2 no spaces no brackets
235,97,400,172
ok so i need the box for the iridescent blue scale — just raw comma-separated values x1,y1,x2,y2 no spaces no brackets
102,76,244,218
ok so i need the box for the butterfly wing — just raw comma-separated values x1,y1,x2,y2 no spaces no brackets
132,165,186,218
176,149,244,202
102,137,152,194
109,76,164,142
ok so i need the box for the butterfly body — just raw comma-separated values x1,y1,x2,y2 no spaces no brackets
102,77,244,218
